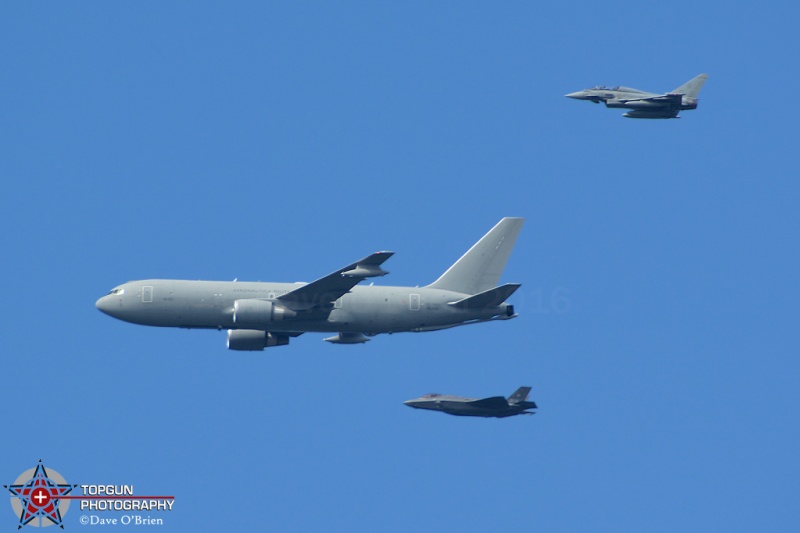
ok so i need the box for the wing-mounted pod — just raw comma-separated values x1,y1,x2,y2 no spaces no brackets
233,299,297,326
341,252,393,278
341,265,388,277
277,251,395,312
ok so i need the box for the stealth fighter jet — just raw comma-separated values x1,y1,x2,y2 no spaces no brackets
566,73,708,118
404,387,537,418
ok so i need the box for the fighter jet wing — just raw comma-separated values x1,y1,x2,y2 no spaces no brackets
468,396,509,409
277,251,394,311
628,93,682,104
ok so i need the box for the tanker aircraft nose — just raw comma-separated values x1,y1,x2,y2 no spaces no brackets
95,295,114,317
96,287,127,318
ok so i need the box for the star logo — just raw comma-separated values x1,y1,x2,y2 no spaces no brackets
5,461,76,529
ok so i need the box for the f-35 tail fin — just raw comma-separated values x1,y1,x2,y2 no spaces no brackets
671,73,708,98
508,386,531,404
427,217,524,295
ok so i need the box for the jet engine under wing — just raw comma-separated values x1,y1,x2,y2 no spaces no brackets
277,251,394,311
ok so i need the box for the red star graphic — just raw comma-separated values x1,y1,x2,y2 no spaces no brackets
5,462,75,529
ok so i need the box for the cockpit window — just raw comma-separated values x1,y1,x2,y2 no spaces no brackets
107,288,125,296
422,393,441,398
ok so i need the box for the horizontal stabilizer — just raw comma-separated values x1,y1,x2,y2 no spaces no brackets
469,396,509,409
448,283,521,309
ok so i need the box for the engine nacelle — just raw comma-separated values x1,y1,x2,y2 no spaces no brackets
227,329,290,351
233,299,296,326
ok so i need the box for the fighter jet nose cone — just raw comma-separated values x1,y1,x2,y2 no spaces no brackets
565,91,584,99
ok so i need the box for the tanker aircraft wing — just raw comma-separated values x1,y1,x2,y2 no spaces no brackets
277,251,394,311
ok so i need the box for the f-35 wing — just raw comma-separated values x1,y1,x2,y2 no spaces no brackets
468,396,510,409
277,251,394,311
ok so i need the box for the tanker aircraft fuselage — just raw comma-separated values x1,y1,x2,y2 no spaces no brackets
96,218,524,350
98,280,513,334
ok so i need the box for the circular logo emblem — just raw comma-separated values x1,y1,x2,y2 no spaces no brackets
6,462,75,528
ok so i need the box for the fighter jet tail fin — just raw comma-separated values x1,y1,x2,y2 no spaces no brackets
508,386,532,404
427,217,524,295
671,73,708,98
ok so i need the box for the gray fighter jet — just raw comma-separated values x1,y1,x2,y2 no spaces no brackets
565,73,708,118
404,387,537,418
96,218,523,350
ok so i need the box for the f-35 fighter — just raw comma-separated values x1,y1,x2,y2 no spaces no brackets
404,387,537,418
566,73,708,118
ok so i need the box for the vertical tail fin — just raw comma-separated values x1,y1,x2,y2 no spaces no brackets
508,386,531,404
671,73,708,98
427,217,524,295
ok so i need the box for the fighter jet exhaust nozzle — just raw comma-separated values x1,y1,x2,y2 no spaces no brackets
227,329,289,351
506,305,515,317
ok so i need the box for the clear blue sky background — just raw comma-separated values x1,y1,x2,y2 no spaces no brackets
2,2,798,531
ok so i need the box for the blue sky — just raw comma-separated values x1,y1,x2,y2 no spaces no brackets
2,2,799,531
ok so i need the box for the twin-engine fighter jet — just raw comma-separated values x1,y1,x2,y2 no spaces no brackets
565,73,708,118
404,386,537,418
96,218,523,350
